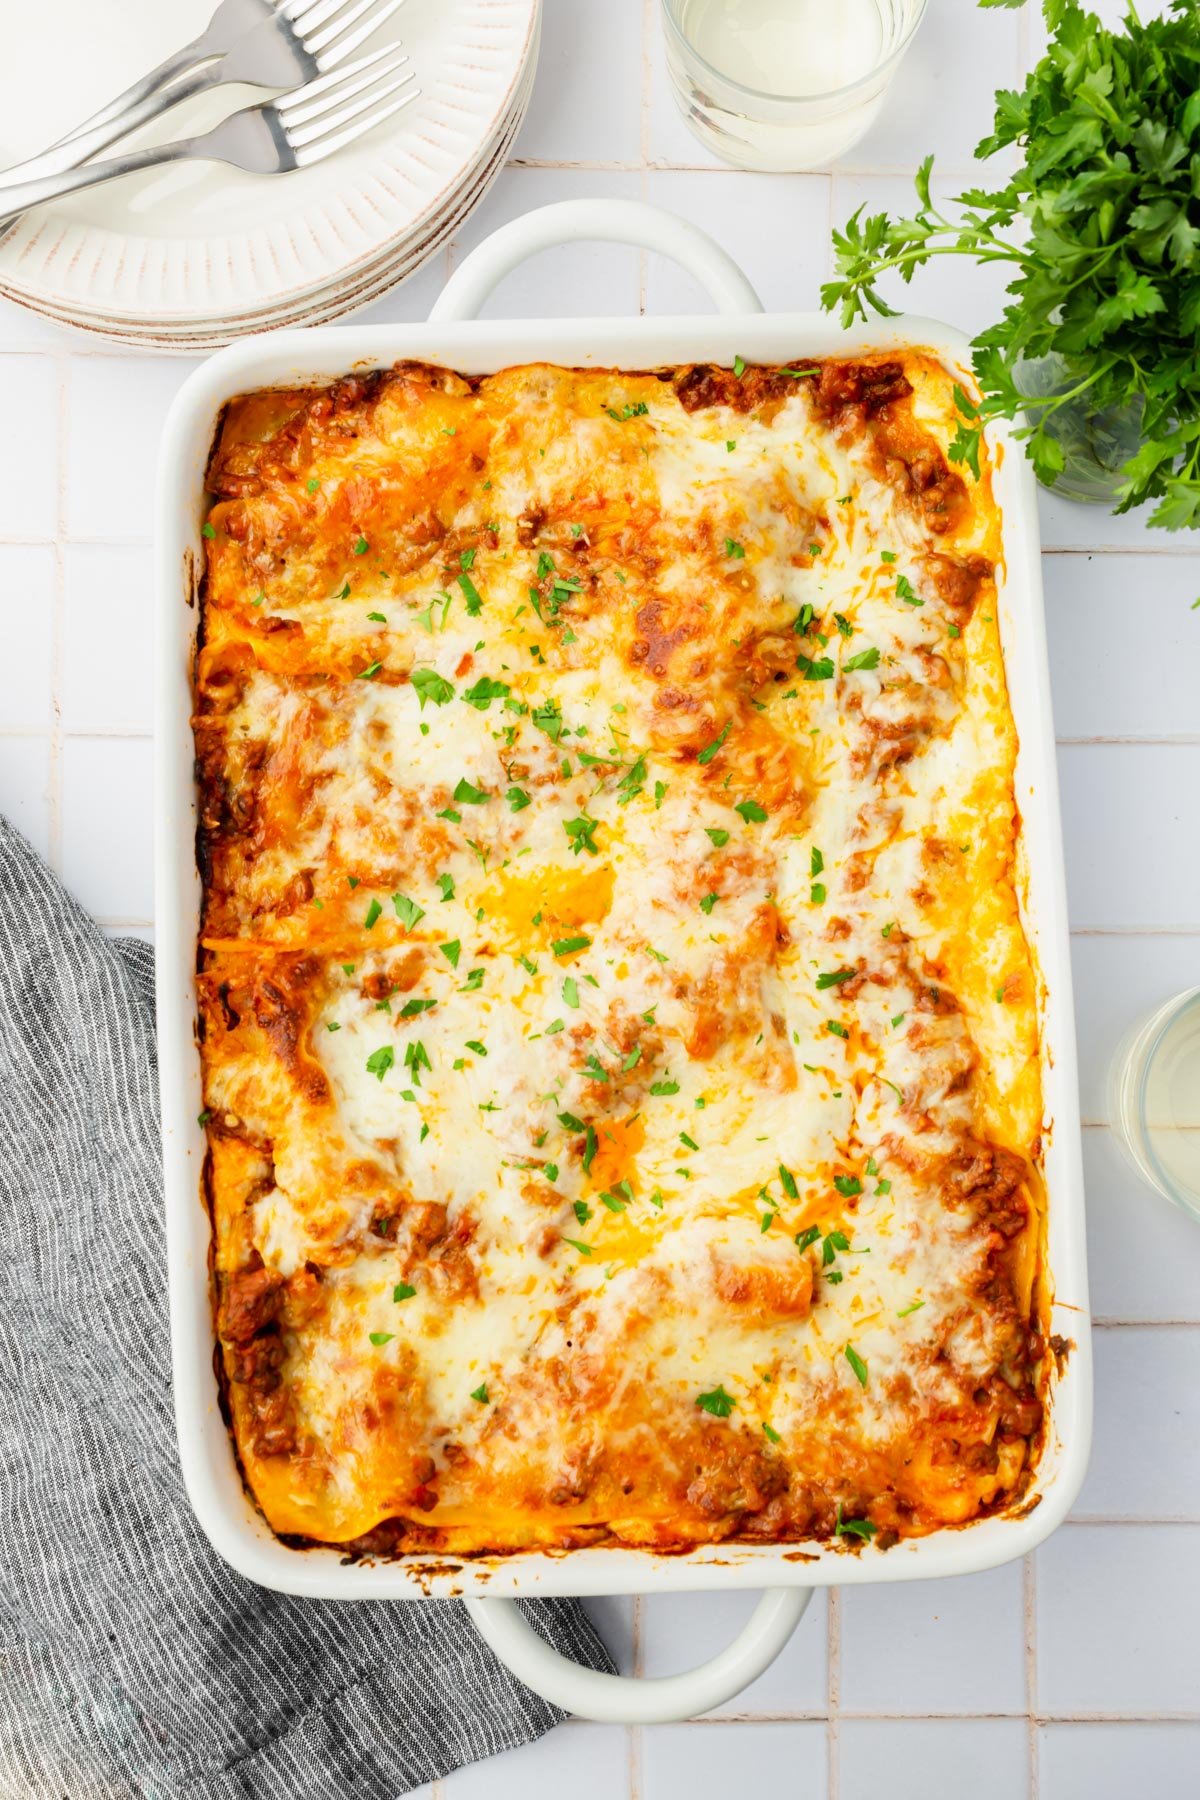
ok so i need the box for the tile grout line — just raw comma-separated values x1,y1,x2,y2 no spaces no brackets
637,0,655,322
1024,1553,1039,1800
826,1586,840,1800
629,1594,643,1800
47,349,71,874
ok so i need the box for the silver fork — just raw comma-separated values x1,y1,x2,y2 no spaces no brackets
0,0,407,189
0,44,419,226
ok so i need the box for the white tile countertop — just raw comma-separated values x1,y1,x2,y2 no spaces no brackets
2,1,1199,1795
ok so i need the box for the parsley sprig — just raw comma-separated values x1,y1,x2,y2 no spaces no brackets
822,0,1200,537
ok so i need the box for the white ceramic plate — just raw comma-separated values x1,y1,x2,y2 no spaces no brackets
22,84,528,351
0,0,538,328
3,51,534,350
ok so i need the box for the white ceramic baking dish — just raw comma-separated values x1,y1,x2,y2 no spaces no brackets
155,198,1092,1724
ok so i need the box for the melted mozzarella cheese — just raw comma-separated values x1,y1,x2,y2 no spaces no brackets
198,354,1042,1551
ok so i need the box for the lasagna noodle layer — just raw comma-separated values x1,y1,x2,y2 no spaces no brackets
196,353,1045,1554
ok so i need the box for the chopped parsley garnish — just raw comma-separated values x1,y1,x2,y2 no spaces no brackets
552,934,590,957
733,354,746,378
507,785,532,811
844,1344,869,1388
680,1131,699,1152
725,538,745,559
880,550,896,564
816,968,855,989
822,1228,850,1266
368,1331,393,1346
834,612,853,637
834,1174,863,1198
462,675,510,711
896,574,922,607
562,978,580,1009
811,882,827,904
582,1126,598,1173
453,777,488,805
393,1283,416,1302
844,646,881,672
558,1110,585,1132
353,536,369,556
470,1383,490,1404
411,667,454,708
762,1422,782,1444
436,873,455,903
458,571,483,614
201,521,215,540
795,1225,821,1253
735,798,768,824
392,893,425,930
364,898,383,929
366,1046,394,1081
835,1505,878,1541
705,827,730,847
779,1164,799,1199
604,400,649,421
465,1040,487,1057
563,1238,592,1257
827,1020,848,1038
616,755,647,805
399,998,436,1020
404,1040,431,1083
897,1299,924,1318
650,1077,680,1096
696,720,732,764
696,1384,736,1418
797,652,834,681
367,610,386,623
356,661,382,680
439,939,461,968
564,815,600,857
699,892,719,915
531,699,563,742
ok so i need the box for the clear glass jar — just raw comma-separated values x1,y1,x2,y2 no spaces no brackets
660,0,928,173
1108,988,1200,1225
1014,348,1146,505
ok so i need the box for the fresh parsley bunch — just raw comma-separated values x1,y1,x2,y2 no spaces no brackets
821,0,1200,530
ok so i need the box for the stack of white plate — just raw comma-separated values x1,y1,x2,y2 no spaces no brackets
0,0,539,349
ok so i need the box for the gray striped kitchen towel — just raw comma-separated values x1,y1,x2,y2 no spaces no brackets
0,815,612,1799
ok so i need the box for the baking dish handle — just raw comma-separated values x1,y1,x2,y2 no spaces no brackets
465,1585,811,1724
428,198,763,322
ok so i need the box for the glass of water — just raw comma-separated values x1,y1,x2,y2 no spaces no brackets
661,0,928,172
1109,988,1200,1225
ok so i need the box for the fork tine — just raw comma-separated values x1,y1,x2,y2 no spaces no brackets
275,42,407,118
286,0,350,31
282,44,413,128
293,80,418,165
306,0,404,60
286,60,417,150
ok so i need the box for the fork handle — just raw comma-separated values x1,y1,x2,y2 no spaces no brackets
0,43,221,189
0,138,200,227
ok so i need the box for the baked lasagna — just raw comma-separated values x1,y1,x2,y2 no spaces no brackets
195,352,1046,1556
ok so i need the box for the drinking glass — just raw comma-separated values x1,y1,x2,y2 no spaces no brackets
661,0,928,173
1108,988,1200,1224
